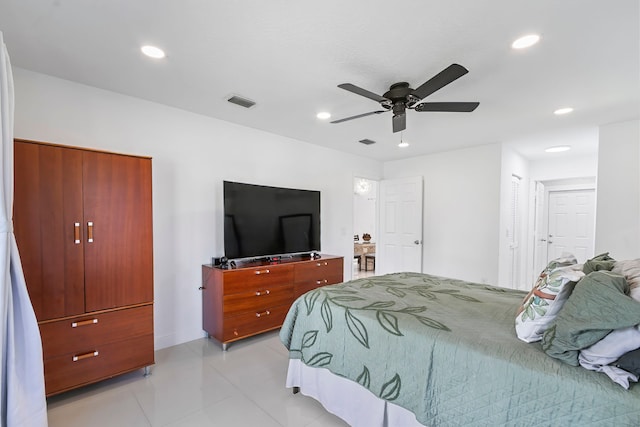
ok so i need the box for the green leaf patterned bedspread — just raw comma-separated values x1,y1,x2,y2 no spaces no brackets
279,273,640,426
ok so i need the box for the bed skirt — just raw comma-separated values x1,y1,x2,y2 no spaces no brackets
286,359,425,427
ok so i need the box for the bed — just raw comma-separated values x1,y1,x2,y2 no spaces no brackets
279,271,640,426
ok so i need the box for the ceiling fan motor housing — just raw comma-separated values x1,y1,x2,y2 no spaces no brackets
384,82,412,101
384,82,420,112
332,64,478,133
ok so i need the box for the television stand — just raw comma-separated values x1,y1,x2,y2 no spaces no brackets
201,254,344,350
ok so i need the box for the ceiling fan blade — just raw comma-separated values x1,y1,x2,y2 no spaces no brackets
337,83,388,103
411,64,469,100
331,110,387,124
414,102,480,112
392,113,406,133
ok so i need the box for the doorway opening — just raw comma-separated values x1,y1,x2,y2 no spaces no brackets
529,177,596,283
353,177,378,279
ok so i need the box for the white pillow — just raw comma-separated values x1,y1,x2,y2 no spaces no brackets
515,255,584,343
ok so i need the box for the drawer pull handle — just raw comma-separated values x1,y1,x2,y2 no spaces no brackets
71,319,98,328
255,269,270,275
72,351,99,362
316,262,328,267
316,279,328,285
255,310,271,318
74,222,81,244
255,290,271,296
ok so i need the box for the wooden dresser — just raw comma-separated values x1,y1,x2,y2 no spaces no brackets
202,255,343,350
13,139,155,396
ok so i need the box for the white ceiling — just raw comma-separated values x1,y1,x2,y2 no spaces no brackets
1,0,638,161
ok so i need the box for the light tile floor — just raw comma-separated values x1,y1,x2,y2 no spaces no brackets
46,331,349,427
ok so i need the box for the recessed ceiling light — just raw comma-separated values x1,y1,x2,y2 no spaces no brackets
398,141,409,148
511,34,540,49
554,107,574,115
141,45,166,59
316,112,331,120
545,145,571,153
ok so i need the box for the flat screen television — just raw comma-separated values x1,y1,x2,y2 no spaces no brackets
223,181,321,260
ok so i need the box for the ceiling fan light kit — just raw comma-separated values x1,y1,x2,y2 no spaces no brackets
331,63,480,133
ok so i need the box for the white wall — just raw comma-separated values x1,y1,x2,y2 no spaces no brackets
529,153,598,182
595,119,640,259
383,143,502,284
13,68,383,349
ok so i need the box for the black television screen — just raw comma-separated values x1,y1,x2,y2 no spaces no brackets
223,181,320,259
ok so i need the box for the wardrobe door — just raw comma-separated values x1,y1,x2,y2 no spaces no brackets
82,151,153,311
14,142,85,320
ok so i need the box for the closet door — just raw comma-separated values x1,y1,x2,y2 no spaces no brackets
14,142,85,320
82,151,153,311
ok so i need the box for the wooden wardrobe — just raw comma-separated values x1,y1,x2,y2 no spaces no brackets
13,139,154,396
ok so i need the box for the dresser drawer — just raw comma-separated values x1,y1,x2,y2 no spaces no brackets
44,333,154,396
222,304,290,342
223,285,293,316
294,279,338,298
39,305,153,360
294,258,343,283
223,265,294,295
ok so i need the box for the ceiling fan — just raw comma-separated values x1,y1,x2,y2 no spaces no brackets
331,64,479,133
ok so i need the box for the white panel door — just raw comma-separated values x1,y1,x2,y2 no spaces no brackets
547,189,596,263
377,176,423,275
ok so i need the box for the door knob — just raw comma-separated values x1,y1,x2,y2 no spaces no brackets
414,240,420,245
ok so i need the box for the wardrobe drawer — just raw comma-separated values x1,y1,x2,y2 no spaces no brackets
44,333,154,396
223,265,294,295
222,304,290,342
294,258,343,283
39,305,153,360
223,285,293,316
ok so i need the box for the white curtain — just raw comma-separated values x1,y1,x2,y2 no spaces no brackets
0,32,48,426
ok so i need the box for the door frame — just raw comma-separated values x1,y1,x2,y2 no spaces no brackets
527,179,596,283
352,175,380,279
377,176,424,275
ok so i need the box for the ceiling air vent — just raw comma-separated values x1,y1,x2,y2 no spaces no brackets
359,139,376,145
227,95,256,109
